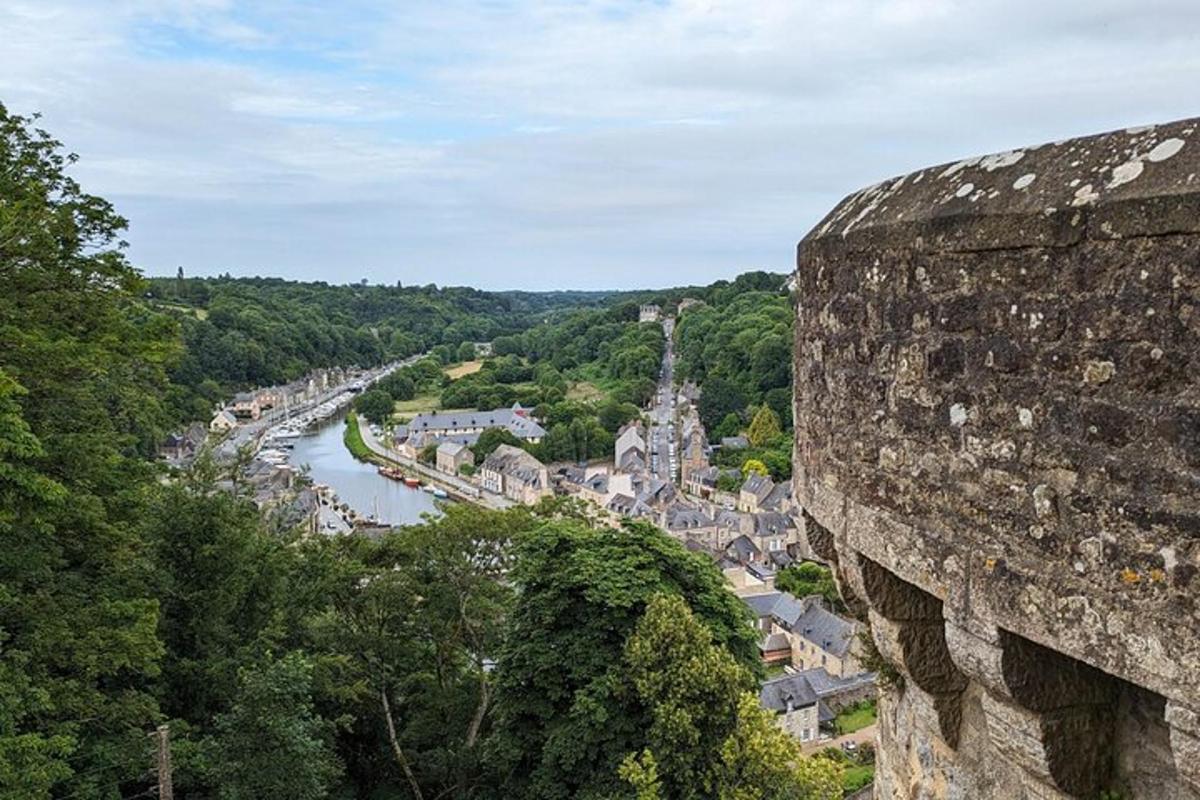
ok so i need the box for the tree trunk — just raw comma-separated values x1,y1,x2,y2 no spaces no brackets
464,671,490,748
381,688,425,800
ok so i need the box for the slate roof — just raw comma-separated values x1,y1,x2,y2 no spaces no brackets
664,504,714,530
727,534,761,562
760,673,820,712
793,605,857,659
437,441,471,457
721,436,750,450
743,592,784,618
754,511,796,537
409,406,546,440
607,493,637,515
761,482,793,512
741,473,774,498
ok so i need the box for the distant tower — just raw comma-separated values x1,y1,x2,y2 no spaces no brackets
175,266,185,297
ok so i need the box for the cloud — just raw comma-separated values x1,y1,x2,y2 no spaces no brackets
2,0,1199,289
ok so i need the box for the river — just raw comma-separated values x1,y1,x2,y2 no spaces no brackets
287,412,441,526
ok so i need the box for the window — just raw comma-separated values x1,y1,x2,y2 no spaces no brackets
801,728,812,742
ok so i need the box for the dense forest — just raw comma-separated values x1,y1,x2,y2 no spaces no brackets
146,274,624,423
0,106,844,798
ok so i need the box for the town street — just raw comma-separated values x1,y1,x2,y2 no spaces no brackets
648,317,676,484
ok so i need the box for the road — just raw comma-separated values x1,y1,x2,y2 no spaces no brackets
647,317,677,484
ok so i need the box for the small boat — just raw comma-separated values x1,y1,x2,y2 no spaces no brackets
403,477,421,488
422,484,435,493
432,488,448,499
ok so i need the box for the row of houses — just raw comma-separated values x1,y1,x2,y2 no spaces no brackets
209,366,355,432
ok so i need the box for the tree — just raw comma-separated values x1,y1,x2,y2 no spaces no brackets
713,412,743,441
775,563,842,609
206,652,340,800
473,427,525,465
354,388,395,425
747,406,782,447
0,103,176,798
598,400,642,434
742,459,769,477
698,377,747,432
618,595,843,800
457,341,477,362
489,521,759,799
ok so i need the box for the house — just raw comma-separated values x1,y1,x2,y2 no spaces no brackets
661,503,717,547
685,465,720,498
436,441,473,475
210,409,237,433
407,403,546,444
614,422,647,473
770,596,862,679
759,673,826,743
721,435,750,451
159,423,205,462
396,430,434,460
753,511,798,558
738,473,775,513
638,304,662,323
479,445,550,505
578,470,633,509
229,391,262,420
759,482,793,513
726,534,762,565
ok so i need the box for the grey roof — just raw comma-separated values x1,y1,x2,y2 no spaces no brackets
584,473,609,493
794,667,877,699
742,591,784,618
768,592,808,628
747,561,776,581
727,534,761,562
762,631,791,652
769,550,795,568
760,673,820,713
409,405,546,440
721,436,750,450
481,444,545,482
793,605,857,659
619,450,647,471
754,511,796,537
664,504,714,530
741,473,774,498
688,465,720,486
437,441,470,457
761,482,792,512
607,493,637,514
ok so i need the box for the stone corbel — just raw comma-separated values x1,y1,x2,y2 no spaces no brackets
1166,701,1200,792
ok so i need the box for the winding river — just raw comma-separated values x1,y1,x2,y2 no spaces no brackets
287,412,440,526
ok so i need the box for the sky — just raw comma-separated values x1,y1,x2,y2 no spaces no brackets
2,1,1199,290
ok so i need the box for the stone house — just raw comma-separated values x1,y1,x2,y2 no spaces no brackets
479,444,550,505
614,421,647,473
771,596,861,679
229,391,261,420
737,473,775,513
436,441,473,475
210,409,237,433
759,673,823,743
685,464,720,498
638,303,661,323
660,503,717,547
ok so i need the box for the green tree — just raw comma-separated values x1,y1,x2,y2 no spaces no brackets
0,103,175,798
489,520,759,799
775,563,842,609
713,412,743,441
473,426,526,465
457,341,477,362
747,406,782,447
354,388,395,425
619,595,843,800
697,378,747,433
742,459,769,477
206,652,340,800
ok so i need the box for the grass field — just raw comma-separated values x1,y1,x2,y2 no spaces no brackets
842,764,874,794
566,381,605,402
342,412,376,463
834,700,877,735
445,360,483,379
391,393,473,423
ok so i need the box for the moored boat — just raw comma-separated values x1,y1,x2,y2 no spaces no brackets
432,488,448,499
403,477,421,488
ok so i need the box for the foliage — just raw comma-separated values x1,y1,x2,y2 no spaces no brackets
419,442,439,464
775,562,842,609
489,521,760,799
856,629,904,692
205,652,340,800
742,459,769,477
342,412,375,462
0,103,175,799
473,426,527,465
697,377,748,434
354,388,396,425
832,700,877,736
747,406,782,448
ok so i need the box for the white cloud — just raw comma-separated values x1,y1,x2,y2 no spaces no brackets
2,0,1200,288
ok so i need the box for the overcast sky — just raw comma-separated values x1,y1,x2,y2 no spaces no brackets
2,1,1198,289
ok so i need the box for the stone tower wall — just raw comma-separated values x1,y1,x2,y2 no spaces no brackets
793,118,1200,799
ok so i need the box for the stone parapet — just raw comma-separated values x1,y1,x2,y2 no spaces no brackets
794,118,1200,799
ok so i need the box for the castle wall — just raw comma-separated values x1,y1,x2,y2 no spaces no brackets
793,118,1200,799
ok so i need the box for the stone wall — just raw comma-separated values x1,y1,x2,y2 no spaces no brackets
793,118,1200,800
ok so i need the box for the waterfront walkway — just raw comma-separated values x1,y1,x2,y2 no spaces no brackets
356,422,514,511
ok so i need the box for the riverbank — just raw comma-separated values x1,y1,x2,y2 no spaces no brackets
342,411,375,462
